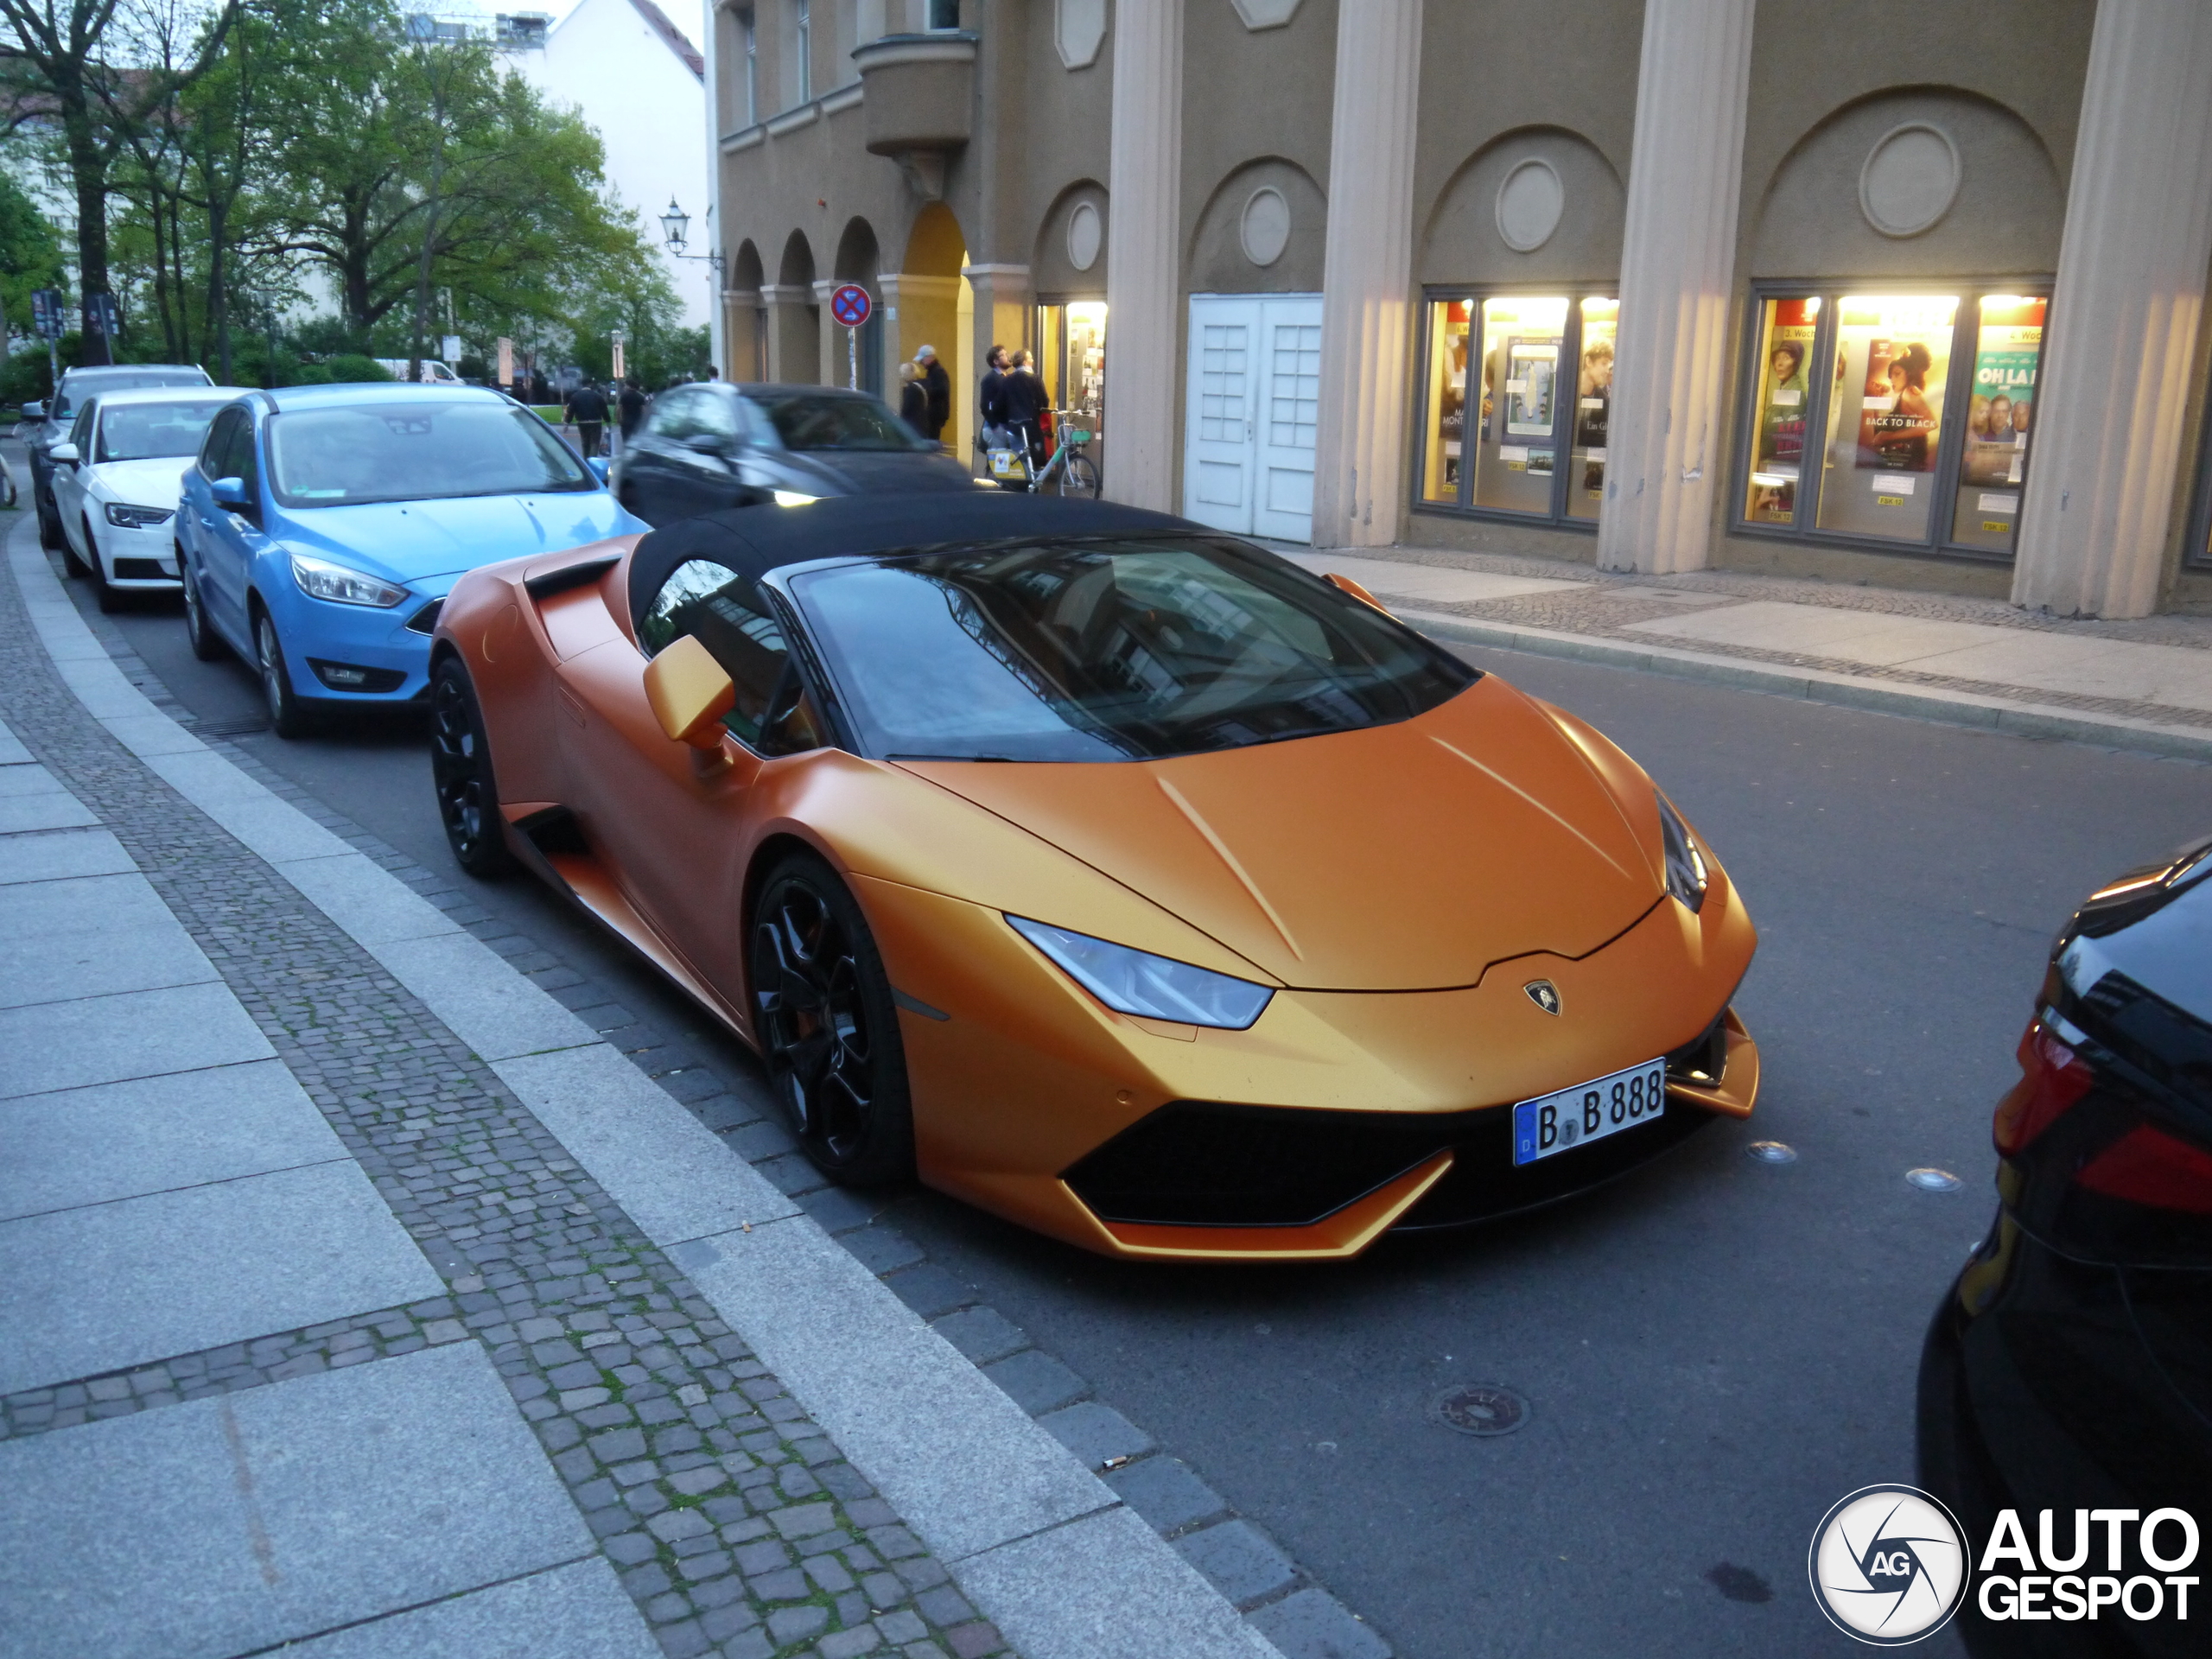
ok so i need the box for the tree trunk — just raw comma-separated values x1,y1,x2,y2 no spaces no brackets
69,137,113,365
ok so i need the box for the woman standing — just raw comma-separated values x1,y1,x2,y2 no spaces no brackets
897,361,930,439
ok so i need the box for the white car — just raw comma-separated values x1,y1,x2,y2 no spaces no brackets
52,385,250,610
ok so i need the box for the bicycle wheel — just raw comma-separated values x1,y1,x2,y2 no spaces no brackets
1056,452,1100,499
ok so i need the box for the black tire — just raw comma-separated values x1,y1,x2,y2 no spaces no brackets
1056,453,1100,499
181,555,222,661
429,656,515,879
254,609,313,739
86,520,121,612
38,492,66,553
751,854,914,1185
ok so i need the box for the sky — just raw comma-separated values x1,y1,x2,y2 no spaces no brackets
473,0,703,53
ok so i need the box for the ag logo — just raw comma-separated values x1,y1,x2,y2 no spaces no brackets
1523,980,1561,1016
1809,1484,1969,1644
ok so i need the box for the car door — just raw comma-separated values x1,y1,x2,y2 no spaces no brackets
614,388,694,525
191,407,265,645
657,390,743,524
555,555,823,1003
53,399,95,546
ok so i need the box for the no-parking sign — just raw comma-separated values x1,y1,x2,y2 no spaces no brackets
830,284,872,328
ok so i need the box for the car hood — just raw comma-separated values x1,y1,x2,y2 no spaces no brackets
895,677,1669,991
274,492,639,587
769,448,976,496
89,456,194,509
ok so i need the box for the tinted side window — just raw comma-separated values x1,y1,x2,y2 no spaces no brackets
639,557,822,753
693,392,741,444
220,415,260,493
646,389,697,439
67,401,96,454
200,408,242,474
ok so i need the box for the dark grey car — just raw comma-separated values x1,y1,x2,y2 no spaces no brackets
22,363,212,549
609,383,975,528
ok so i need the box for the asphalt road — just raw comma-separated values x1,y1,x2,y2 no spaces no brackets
56,536,2212,1658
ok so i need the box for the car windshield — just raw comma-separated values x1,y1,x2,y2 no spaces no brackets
788,538,1478,762
266,401,594,506
99,399,232,462
753,393,925,453
54,370,207,419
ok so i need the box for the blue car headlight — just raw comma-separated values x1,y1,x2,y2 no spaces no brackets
1006,916,1274,1029
289,551,408,608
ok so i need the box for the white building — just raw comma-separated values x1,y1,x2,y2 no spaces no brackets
494,1,715,335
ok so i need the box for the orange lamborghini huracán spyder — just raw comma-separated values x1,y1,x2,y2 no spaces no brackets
429,493,1758,1262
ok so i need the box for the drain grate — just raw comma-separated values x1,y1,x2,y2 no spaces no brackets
193,714,270,738
1429,1382,1530,1437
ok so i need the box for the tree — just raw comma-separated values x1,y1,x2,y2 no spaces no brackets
0,0,242,359
0,167,63,341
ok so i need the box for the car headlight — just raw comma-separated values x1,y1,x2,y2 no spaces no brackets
1006,916,1274,1030
1656,791,1708,913
771,490,818,507
289,551,408,608
105,503,175,529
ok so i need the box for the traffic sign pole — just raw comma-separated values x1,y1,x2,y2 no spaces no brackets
828,284,872,391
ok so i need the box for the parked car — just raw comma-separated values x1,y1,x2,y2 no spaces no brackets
22,363,213,549
430,493,1759,1260
1918,834,2212,1656
609,382,975,527
176,383,645,736
372,357,463,384
49,385,251,610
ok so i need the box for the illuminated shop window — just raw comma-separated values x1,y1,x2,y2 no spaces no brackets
1413,289,1614,527
1732,285,2048,561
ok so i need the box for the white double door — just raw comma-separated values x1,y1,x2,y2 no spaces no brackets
1182,293,1323,543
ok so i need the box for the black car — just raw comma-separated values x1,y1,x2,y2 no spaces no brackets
1919,834,2212,1657
609,382,974,527
22,363,212,549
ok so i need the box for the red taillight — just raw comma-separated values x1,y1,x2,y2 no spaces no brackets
1993,1022,2096,1154
2077,1125,2212,1214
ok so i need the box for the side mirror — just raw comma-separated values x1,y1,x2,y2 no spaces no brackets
21,400,45,420
211,475,253,512
1324,571,1392,614
643,634,735,751
588,456,609,483
48,442,78,465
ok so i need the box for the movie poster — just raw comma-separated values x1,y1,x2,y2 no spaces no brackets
1856,336,1942,474
1961,333,2039,487
1504,340,1559,436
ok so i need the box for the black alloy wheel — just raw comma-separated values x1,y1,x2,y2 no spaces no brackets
255,610,311,739
429,658,514,879
85,518,121,613
181,556,222,661
55,509,87,575
1056,453,1100,499
750,855,914,1185
37,490,67,554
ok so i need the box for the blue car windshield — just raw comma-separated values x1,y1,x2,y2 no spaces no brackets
266,402,594,507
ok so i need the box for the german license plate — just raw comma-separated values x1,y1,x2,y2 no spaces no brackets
1512,1058,1667,1166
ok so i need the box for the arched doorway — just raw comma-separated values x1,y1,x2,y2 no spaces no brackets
773,231,819,385
892,201,969,456
728,240,766,382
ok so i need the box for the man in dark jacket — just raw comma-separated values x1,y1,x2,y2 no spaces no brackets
617,378,647,449
978,345,1009,448
1004,350,1048,472
564,380,609,459
916,346,951,442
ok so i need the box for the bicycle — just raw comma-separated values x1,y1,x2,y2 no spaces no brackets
988,409,1099,497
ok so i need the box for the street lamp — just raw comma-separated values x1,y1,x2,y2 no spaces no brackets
659,198,724,378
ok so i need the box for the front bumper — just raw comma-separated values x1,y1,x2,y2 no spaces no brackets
264,580,447,703
858,867,1758,1261
95,520,183,588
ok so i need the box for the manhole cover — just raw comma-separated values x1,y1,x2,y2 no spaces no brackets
1745,1141,1798,1164
1906,1166,1963,1192
194,715,270,738
1429,1383,1529,1438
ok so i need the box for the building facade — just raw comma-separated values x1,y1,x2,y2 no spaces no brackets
705,0,2212,617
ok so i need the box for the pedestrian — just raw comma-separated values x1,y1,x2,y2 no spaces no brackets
979,345,1010,452
915,345,950,442
897,360,930,439
617,377,647,452
1005,348,1048,473
564,378,609,460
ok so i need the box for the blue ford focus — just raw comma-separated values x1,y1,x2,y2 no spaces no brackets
177,384,643,735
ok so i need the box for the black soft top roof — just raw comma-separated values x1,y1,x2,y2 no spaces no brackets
626,492,1198,631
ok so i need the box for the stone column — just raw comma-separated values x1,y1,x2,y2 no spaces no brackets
1312,0,1422,549
2013,2,2212,618
1104,0,1183,510
760,284,817,384
1595,0,1758,575
963,264,1033,467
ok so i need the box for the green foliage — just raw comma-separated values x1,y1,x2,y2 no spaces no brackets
320,352,392,383
0,172,64,341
